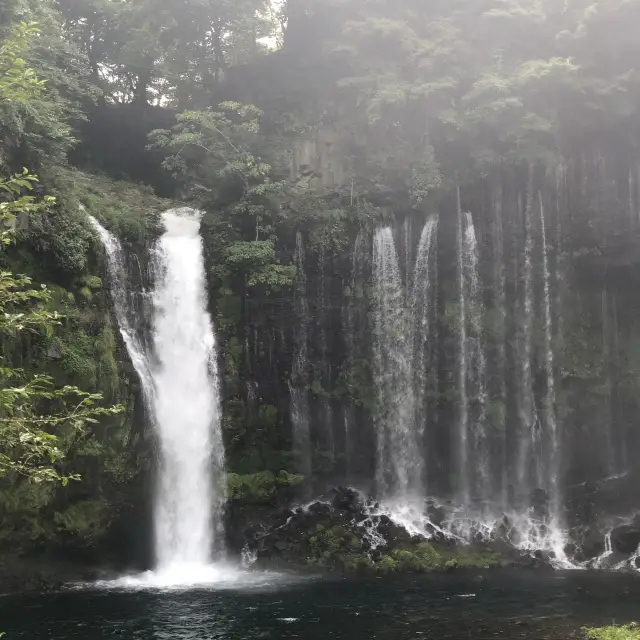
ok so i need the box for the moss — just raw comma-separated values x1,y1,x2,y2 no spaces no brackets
368,542,502,574
585,625,640,640
376,555,398,574
54,500,112,544
58,168,171,243
307,524,364,567
391,545,442,572
442,547,502,569
342,554,374,571
226,470,304,503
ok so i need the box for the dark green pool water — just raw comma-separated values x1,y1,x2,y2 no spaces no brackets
1,569,639,639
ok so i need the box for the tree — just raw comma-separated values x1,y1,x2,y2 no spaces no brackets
57,0,274,108
0,21,121,484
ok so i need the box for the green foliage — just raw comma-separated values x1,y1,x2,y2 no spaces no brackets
54,499,112,543
0,3,96,170
390,543,442,572
307,524,363,567
226,470,303,503
58,169,168,244
585,625,640,640
0,21,44,106
58,0,273,107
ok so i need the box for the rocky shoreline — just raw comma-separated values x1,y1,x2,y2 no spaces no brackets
3,487,640,594
231,487,561,575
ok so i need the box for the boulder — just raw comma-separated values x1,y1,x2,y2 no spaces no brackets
568,525,606,562
331,487,361,514
610,524,640,555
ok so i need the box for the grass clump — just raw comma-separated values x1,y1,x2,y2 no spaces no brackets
585,625,640,640
226,470,304,503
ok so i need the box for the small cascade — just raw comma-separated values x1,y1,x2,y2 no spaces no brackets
517,192,538,505
456,209,488,506
290,232,312,482
318,245,335,460
490,185,508,507
593,532,614,569
344,229,369,478
372,227,422,502
456,205,470,504
463,212,489,505
409,217,438,477
88,216,154,409
540,197,561,530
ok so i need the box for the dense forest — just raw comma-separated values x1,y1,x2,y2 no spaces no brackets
4,0,640,583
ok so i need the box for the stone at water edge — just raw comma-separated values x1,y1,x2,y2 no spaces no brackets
567,525,606,562
610,524,640,555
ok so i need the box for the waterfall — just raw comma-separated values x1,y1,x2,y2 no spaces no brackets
373,227,422,501
318,245,335,461
87,216,154,410
490,185,508,507
92,209,227,580
462,213,492,502
457,211,488,506
410,217,438,481
456,206,470,504
540,197,561,527
290,232,312,483
344,229,369,481
517,191,538,505
151,209,225,569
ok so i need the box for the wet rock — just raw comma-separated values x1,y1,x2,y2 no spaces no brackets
331,487,361,514
530,488,549,520
308,502,332,517
494,515,512,541
610,524,640,555
426,502,446,528
568,525,605,562
593,551,628,570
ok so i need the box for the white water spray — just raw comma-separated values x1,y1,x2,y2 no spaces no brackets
87,216,154,410
373,227,422,500
151,209,226,569
92,209,229,586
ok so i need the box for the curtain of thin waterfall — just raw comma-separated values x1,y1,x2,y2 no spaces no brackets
372,227,422,501
410,217,438,498
344,229,372,484
290,232,312,490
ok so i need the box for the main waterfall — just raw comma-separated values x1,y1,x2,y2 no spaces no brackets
151,209,226,569
92,208,228,584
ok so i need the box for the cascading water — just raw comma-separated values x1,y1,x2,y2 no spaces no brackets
410,217,438,476
87,216,154,409
517,192,538,504
460,212,488,506
93,209,230,585
151,209,226,570
370,221,438,532
373,228,422,502
540,197,561,530
456,205,470,504
290,232,312,485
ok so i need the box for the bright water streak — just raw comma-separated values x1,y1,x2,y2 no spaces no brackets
373,227,422,501
88,216,155,411
152,209,226,570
